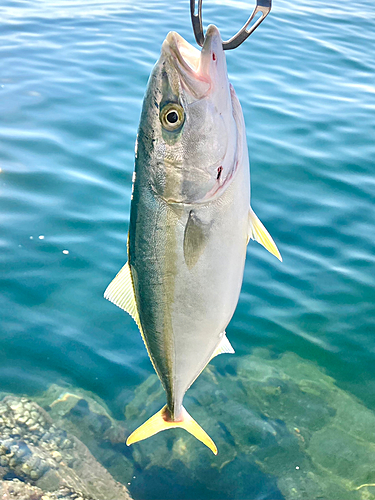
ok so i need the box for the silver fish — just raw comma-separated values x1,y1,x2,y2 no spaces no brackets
104,25,281,454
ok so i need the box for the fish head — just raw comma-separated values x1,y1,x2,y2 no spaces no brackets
138,25,240,204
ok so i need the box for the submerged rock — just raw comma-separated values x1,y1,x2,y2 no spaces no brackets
0,478,95,499
35,384,134,486
3,349,375,500
0,395,131,500
124,348,375,500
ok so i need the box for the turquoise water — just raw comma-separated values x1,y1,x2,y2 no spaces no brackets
1,0,375,498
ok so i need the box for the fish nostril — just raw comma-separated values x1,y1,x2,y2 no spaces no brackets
212,53,216,61
217,166,223,180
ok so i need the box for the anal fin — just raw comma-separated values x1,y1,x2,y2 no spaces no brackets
104,262,142,332
210,333,235,361
248,207,282,261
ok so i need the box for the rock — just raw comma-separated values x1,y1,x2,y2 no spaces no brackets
4,349,375,500
35,385,134,486
0,396,131,500
0,478,94,499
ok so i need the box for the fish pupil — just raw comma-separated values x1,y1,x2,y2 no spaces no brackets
167,111,178,124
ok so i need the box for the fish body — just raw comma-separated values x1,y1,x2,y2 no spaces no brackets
105,25,281,454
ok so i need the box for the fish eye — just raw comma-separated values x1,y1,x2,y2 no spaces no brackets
160,103,185,131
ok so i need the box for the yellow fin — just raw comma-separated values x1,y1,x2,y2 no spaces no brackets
104,262,142,331
126,405,218,455
210,333,235,361
248,208,282,261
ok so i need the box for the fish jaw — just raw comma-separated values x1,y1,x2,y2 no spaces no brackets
200,25,234,116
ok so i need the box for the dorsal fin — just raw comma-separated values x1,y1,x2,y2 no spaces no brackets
104,262,142,332
248,207,282,261
210,333,235,361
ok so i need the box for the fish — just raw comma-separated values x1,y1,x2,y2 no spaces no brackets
104,25,281,455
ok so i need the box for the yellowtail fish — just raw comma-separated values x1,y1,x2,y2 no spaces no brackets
104,25,281,455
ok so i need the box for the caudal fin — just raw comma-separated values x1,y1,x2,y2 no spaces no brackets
126,405,218,455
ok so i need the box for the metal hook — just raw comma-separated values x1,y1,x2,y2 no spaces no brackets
190,0,272,50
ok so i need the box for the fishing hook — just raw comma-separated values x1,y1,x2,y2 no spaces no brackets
190,0,272,50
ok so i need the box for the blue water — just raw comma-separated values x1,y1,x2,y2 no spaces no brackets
1,0,375,498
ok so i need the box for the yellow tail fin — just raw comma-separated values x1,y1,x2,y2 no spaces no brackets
126,405,217,455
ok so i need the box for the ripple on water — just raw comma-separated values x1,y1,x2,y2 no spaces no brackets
1,0,375,498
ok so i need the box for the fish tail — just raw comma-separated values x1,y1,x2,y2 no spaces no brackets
126,404,217,455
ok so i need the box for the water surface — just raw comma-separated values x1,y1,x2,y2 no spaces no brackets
1,0,375,498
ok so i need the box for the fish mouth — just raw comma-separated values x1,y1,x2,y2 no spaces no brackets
165,32,200,73
162,32,211,98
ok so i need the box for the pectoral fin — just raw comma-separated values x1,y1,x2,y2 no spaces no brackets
248,208,282,261
183,210,211,269
104,262,142,332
